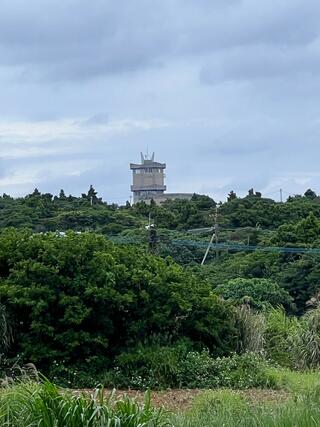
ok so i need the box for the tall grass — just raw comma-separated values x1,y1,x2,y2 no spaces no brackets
235,305,320,370
0,380,169,427
235,304,265,353
2,375,320,426
269,368,320,394
173,387,320,427
295,306,320,369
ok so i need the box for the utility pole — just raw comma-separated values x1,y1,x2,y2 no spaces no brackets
146,213,157,253
214,205,219,259
280,188,283,203
201,206,219,266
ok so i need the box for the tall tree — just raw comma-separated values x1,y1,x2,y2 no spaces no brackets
227,191,237,202
305,189,317,199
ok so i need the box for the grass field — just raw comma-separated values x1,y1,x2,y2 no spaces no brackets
172,369,320,426
1,369,320,426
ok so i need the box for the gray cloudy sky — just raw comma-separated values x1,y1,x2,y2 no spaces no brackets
1,0,320,203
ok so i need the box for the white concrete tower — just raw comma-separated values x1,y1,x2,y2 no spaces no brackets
130,152,166,204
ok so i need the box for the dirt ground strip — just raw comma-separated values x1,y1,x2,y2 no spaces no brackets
79,388,291,412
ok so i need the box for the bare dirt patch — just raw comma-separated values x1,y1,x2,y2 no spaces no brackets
238,388,290,405
78,388,291,412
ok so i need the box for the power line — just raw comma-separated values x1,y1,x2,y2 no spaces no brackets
172,239,320,255
106,235,320,258
108,232,320,255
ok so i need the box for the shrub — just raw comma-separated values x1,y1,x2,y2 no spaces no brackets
47,361,102,389
216,278,293,310
0,229,236,384
104,339,192,389
106,347,278,390
177,351,278,389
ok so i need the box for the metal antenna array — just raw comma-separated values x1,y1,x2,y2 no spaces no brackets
201,205,219,266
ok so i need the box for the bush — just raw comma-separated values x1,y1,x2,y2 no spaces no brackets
47,361,103,389
216,278,294,311
104,340,191,389
177,351,278,389
105,347,278,390
0,229,236,384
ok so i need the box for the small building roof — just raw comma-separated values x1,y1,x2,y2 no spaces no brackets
130,162,166,170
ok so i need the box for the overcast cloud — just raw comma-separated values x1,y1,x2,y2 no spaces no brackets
1,0,320,203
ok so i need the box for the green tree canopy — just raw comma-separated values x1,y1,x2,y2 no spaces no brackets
216,278,294,310
0,229,236,377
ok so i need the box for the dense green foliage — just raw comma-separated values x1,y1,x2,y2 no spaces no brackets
2,187,320,233
231,305,320,371
0,189,215,233
105,344,276,390
0,229,236,386
175,351,276,389
215,278,293,310
2,187,320,388
3,188,320,315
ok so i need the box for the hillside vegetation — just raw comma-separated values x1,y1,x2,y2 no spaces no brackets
1,187,320,390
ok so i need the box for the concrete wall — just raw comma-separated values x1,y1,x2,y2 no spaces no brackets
154,193,194,204
134,192,194,205
131,169,166,191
